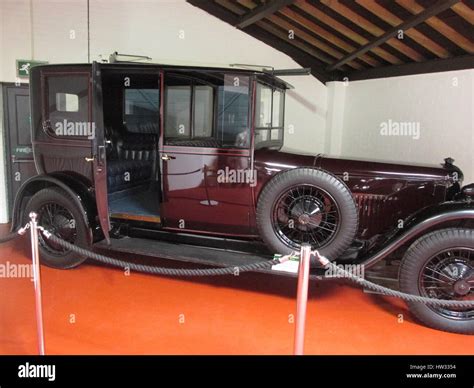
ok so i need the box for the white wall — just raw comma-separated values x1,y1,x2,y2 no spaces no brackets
0,0,88,82
326,70,474,184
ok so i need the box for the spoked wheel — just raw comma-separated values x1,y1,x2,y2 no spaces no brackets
400,228,474,334
419,248,473,320
257,168,358,259
272,184,340,250
37,202,77,255
25,187,89,269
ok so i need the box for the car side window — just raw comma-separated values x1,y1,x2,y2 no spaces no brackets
254,82,285,149
216,75,250,148
164,72,250,148
123,88,160,134
44,74,91,139
164,74,215,146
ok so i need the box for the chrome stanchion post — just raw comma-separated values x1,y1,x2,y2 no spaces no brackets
29,212,45,355
294,244,311,355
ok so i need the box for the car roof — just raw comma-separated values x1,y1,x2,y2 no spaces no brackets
33,62,293,89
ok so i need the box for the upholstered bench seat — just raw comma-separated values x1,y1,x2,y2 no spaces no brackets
106,133,157,193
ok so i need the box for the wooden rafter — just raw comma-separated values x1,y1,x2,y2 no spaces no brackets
187,0,474,82
294,1,402,65
189,0,331,81
258,19,336,64
220,0,330,63
326,0,462,71
266,13,364,69
451,2,474,24
279,7,380,67
236,0,363,69
396,0,474,54
357,0,451,58
236,0,294,28
320,0,425,62
349,54,474,81
217,0,356,69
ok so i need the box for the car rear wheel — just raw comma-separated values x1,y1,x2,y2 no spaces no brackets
256,168,358,259
24,187,89,269
399,228,474,334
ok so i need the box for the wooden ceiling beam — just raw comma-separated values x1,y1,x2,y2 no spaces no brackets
396,0,474,54
192,0,331,82
294,1,402,65
451,2,474,24
357,0,451,58
279,7,380,67
326,0,462,71
265,14,363,69
236,0,295,29
321,0,425,62
258,20,335,65
237,0,363,69
348,54,474,81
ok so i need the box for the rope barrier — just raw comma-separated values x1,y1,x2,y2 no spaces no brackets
42,229,293,276
40,229,474,309
313,251,474,309
1,224,473,309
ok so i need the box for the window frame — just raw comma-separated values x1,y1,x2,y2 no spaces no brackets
164,73,217,144
163,71,252,149
123,88,160,119
215,74,251,149
254,80,285,149
41,71,92,141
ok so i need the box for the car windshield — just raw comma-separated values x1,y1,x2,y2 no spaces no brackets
254,82,284,150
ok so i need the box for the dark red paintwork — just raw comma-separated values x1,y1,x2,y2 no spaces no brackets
15,62,465,252
254,150,459,239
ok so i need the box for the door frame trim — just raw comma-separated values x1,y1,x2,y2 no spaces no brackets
2,82,31,221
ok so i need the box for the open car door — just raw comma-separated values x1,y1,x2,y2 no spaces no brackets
92,61,110,243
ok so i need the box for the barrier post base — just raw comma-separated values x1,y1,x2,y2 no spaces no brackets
29,212,45,355
293,245,311,355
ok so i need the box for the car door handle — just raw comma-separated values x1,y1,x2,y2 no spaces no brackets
161,154,176,161
98,145,106,166
85,157,94,162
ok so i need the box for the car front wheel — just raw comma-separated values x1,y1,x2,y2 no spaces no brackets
399,228,474,334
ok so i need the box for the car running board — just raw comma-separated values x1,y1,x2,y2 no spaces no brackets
93,236,324,280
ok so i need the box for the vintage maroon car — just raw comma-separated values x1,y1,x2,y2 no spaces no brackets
12,62,474,334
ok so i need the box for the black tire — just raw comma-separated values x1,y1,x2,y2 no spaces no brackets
399,228,474,334
24,187,89,269
256,168,358,259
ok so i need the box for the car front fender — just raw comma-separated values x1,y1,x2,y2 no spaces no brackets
360,201,474,268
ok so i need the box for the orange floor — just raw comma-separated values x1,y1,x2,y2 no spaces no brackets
1,228,473,355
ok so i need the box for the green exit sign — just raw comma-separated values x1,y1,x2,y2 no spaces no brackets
16,59,48,78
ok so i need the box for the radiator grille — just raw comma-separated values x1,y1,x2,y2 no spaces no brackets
353,193,397,238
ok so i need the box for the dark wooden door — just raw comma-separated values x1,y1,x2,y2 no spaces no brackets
3,84,37,218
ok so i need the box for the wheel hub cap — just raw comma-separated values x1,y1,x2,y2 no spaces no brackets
272,184,340,250
454,279,470,296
